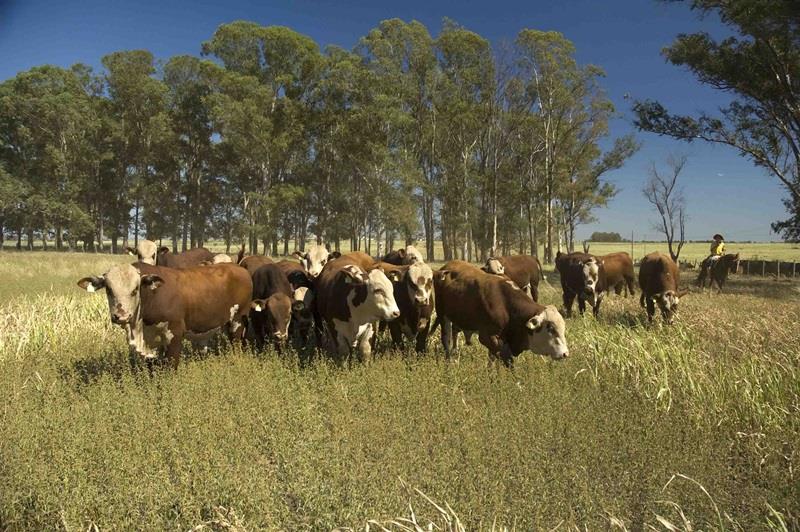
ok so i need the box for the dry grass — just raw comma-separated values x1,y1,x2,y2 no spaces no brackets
0,252,798,530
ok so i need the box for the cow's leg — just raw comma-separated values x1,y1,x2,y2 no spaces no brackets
626,277,636,297
592,295,603,318
441,317,453,355
479,333,507,368
165,322,185,370
357,323,374,364
415,320,430,354
614,282,623,296
388,320,404,349
577,295,587,316
645,298,656,323
563,290,576,317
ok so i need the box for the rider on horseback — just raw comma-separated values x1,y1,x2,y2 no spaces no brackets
704,234,725,268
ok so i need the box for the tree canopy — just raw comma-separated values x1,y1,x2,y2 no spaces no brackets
0,19,636,259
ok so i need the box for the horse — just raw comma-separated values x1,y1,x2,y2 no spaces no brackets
697,253,740,292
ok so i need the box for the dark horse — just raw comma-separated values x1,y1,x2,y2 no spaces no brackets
697,253,740,292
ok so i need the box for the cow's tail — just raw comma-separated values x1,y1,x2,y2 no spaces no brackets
536,256,553,288
236,245,246,265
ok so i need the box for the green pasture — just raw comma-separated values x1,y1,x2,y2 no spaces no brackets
0,252,798,530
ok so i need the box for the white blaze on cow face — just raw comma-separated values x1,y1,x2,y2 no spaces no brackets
484,258,505,275
656,290,681,324
525,305,569,360
299,244,332,278
406,262,434,306
582,259,600,294
366,268,401,321
100,264,145,325
404,245,424,264
136,240,158,265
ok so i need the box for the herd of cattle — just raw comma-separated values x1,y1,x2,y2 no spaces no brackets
76,240,689,369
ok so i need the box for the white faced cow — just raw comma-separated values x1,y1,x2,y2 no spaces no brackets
315,256,400,363
126,239,158,265
293,244,341,278
78,263,252,369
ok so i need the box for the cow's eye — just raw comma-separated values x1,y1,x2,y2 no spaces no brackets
374,288,385,297
131,287,138,296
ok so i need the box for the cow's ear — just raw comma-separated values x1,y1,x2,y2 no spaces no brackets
158,247,169,255
292,251,304,259
291,300,305,312
251,299,267,312
386,270,402,282
329,251,341,260
342,266,366,284
77,276,105,293
526,313,545,332
125,247,137,257
141,275,164,291
397,249,406,258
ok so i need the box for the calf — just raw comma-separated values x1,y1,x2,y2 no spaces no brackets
276,260,316,344
293,244,341,278
434,260,568,366
638,252,688,324
315,255,400,362
126,240,158,265
600,252,636,296
383,245,424,265
374,261,434,353
482,254,544,301
156,246,215,269
249,264,293,350
77,263,252,369
555,251,608,318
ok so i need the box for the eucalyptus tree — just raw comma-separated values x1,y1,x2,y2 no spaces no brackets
633,0,800,241
102,50,168,251
203,22,322,253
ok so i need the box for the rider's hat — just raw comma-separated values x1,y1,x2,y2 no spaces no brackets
713,234,724,240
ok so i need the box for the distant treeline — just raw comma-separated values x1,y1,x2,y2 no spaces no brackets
0,19,638,262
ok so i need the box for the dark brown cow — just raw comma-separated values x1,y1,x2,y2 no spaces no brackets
555,251,608,318
315,255,400,362
239,255,274,276
638,252,689,324
78,263,252,369
156,246,215,269
600,252,636,296
249,264,293,350
276,260,316,344
482,254,544,301
373,261,434,353
434,260,568,366
382,245,424,266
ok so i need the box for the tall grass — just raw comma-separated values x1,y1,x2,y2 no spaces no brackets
0,254,797,530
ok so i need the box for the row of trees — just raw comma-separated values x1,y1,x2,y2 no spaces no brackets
0,19,638,262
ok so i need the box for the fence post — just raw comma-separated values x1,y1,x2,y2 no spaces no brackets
793,261,796,278
777,260,781,279
762,260,766,276
746,260,750,275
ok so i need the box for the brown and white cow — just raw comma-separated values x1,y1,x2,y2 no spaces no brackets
373,261,434,353
292,244,342,278
383,245,424,266
600,252,636,297
315,255,400,362
555,251,608,318
249,264,294,350
482,254,544,301
126,239,158,265
434,260,568,366
77,263,252,369
276,260,316,343
638,252,689,324
156,246,215,269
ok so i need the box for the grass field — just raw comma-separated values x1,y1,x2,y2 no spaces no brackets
1,251,798,530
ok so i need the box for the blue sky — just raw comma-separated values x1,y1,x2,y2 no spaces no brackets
0,0,788,241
